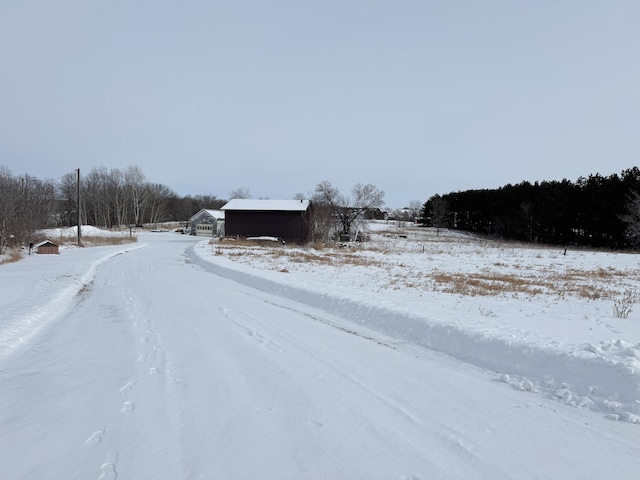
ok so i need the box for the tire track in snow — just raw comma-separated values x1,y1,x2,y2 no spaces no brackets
215,302,286,354
189,246,640,423
0,244,146,359
212,290,433,444
201,278,477,480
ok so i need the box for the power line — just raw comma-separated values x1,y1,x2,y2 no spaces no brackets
0,166,77,185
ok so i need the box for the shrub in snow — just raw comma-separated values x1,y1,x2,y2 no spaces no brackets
612,289,638,319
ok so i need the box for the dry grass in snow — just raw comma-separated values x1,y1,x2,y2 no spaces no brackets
211,224,640,306
0,226,138,265
39,225,138,248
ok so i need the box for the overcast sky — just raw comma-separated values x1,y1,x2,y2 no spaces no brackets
1,1,639,208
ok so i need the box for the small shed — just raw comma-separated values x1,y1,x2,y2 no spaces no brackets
188,209,225,237
221,199,313,244
36,240,59,255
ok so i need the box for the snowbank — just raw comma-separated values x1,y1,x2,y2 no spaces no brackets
0,243,146,357
2,227,638,424
39,225,130,238
191,231,640,424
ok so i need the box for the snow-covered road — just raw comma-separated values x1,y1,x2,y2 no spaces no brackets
0,233,637,479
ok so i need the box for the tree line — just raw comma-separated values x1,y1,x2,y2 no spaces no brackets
420,167,640,249
0,164,388,251
15,160,640,251
0,165,226,252
0,166,56,252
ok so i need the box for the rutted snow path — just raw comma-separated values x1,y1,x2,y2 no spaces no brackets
189,245,640,423
0,234,637,479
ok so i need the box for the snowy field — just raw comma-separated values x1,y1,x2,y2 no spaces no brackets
202,222,640,424
0,224,638,479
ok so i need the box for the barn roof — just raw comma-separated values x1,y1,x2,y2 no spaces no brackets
35,240,59,248
203,209,225,220
221,199,310,212
189,208,225,221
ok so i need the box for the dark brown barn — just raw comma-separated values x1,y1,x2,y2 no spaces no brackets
221,199,312,244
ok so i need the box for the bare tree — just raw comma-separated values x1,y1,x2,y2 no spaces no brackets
0,167,56,251
58,172,78,227
391,202,421,223
229,187,251,199
19,175,56,239
124,165,148,227
146,183,175,225
107,168,126,227
0,167,19,252
309,202,335,242
313,180,385,240
83,166,115,228
407,200,422,221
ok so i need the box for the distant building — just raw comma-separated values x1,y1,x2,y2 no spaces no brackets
188,209,225,237
36,240,59,254
221,199,313,244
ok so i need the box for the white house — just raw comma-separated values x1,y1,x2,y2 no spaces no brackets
188,209,225,237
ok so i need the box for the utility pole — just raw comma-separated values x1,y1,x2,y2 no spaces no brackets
77,168,82,246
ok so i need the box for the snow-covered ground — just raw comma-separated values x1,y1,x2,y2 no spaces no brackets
0,225,638,479
201,223,640,423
